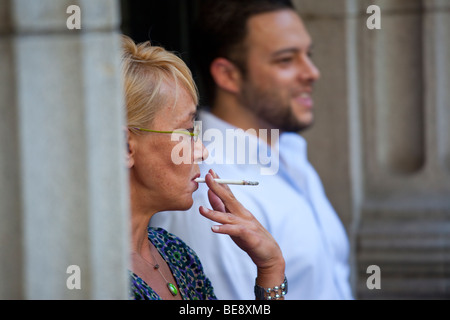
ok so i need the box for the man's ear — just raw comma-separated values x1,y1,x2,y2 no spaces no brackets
210,57,242,94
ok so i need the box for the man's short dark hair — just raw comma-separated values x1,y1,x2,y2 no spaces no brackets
193,0,295,105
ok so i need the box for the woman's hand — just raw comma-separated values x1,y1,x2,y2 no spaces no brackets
198,169,286,294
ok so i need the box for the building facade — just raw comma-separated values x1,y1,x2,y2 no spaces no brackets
1,0,448,299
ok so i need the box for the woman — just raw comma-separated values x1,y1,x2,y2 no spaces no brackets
122,35,286,300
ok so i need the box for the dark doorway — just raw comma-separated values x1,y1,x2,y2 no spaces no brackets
120,0,200,74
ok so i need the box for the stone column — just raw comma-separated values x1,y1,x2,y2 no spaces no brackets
0,0,23,300
294,0,450,299
356,0,450,299
0,0,130,299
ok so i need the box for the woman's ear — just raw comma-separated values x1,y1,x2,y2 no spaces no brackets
125,128,135,169
209,57,242,94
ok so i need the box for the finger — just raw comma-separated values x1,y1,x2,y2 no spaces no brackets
210,224,260,252
208,189,226,213
206,169,225,212
211,223,245,237
205,173,243,213
209,168,219,179
199,206,236,225
208,169,232,193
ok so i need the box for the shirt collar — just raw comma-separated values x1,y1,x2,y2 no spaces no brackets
198,109,309,175
199,109,270,164
199,109,308,154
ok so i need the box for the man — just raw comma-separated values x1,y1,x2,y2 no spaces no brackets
151,0,353,299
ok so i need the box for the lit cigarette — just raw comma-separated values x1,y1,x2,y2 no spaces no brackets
194,178,259,186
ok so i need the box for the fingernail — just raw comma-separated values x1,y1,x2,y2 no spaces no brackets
201,206,211,213
212,225,219,232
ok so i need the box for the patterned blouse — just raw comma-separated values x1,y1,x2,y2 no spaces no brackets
129,227,217,300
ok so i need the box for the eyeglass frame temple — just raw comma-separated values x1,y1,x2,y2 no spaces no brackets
130,127,199,138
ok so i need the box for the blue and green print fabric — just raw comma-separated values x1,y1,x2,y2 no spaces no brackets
129,227,217,300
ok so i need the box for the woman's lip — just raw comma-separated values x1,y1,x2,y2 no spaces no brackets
192,179,199,191
192,173,201,192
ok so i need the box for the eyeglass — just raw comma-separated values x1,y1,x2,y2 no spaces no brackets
130,123,200,142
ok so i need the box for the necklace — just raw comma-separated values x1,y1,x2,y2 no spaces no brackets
132,251,178,297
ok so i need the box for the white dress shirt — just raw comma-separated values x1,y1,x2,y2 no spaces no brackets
151,110,353,300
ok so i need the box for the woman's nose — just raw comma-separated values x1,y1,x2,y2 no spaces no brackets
193,139,209,164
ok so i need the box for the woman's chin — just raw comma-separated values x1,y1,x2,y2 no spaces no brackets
167,197,194,212
179,200,194,211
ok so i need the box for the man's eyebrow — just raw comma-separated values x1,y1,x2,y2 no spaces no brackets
272,47,299,57
271,44,314,57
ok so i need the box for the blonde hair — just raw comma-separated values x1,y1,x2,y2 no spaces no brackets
121,35,198,132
